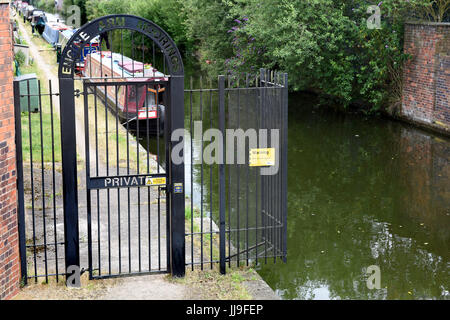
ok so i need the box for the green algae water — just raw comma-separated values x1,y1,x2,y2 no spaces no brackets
256,92,449,300
141,88,449,300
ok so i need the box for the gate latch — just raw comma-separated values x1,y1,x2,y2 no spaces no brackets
74,89,84,98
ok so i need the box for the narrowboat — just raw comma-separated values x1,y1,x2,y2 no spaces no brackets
84,51,168,134
42,21,71,46
45,13,64,24
58,29,99,74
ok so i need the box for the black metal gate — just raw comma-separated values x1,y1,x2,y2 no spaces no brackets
82,80,170,278
56,15,186,279
15,14,287,285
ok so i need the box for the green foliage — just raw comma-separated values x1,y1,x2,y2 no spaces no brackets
15,50,26,66
182,0,235,75
79,0,445,112
420,0,450,21
223,0,432,111
180,0,437,111
37,0,56,13
85,0,192,53
63,0,88,24
185,207,200,220
130,0,192,53
85,0,131,19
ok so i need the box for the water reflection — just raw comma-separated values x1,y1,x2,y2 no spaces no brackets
257,93,449,300
140,88,449,299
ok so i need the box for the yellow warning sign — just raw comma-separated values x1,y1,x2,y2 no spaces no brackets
145,177,166,186
249,148,275,167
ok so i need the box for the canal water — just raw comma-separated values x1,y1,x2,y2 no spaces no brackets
140,90,449,300
256,92,449,300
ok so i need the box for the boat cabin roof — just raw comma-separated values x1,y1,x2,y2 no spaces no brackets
88,51,168,81
45,13,64,24
60,29,99,43
46,22,70,31
60,29,75,40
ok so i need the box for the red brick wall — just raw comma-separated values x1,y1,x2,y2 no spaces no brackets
402,22,450,134
435,55,450,126
0,2,20,300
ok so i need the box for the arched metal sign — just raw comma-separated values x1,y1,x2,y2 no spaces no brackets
58,15,185,280
58,15,184,78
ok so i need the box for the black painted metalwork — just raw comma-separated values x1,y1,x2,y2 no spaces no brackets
218,76,226,275
14,14,287,285
184,70,288,273
14,78,64,283
59,78,80,280
83,80,171,279
13,80,27,286
58,15,184,79
57,14,185,279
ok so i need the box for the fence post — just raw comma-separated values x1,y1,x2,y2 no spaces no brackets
218,75,226,274
59,78,80,281
259,68,267,260
13,80,28,285
282,73,288,263
169,75,185,277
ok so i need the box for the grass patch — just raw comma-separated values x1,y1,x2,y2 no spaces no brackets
17,19,59,71
185,206,220,268
16,18,62,163
185,206,201,221
13,273,120,300
170,265,253,300
19,62,62,163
